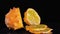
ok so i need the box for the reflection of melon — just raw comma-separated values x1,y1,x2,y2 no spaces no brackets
24,8,41,25
5,7,23,30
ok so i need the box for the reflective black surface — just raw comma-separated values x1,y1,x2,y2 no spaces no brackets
0,0,60,34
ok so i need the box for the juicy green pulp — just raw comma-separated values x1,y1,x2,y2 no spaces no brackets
27,10,39,24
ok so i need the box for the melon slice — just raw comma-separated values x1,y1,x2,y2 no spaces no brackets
24,8,41,25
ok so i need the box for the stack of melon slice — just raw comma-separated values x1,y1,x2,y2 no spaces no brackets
24,8,53,34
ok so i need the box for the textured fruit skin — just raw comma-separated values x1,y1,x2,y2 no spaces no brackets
5,7,23,30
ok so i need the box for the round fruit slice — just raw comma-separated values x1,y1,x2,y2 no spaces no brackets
24,8,41,25
29,28,53,34
25,24,47,31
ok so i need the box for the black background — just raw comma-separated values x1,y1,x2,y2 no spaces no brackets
0,0,60,34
